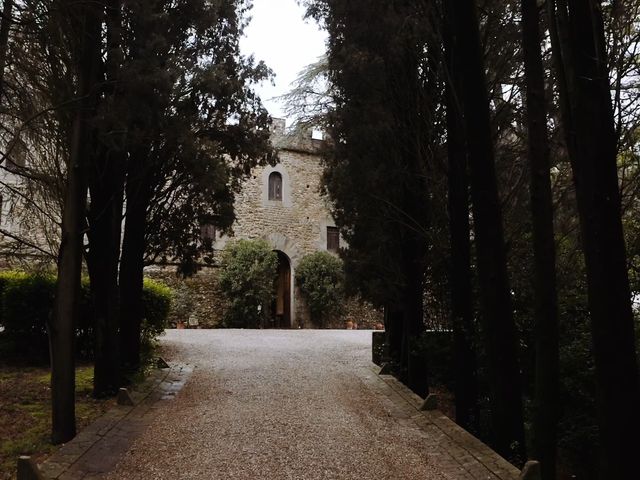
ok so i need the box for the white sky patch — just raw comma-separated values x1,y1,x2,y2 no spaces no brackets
241,0,327,125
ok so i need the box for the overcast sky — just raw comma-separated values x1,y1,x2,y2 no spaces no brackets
240,0,327,124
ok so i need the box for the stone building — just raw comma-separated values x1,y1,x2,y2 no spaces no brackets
1,119,382,328
211,119,343,328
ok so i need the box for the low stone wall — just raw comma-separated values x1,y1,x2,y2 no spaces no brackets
144,265,384,330
341,297,384,329
316,296,384,329
144,265,225,328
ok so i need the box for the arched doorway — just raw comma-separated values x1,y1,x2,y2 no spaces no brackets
271,251,291,328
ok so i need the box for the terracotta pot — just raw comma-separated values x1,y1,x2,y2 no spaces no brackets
176,321,186,330
345,320,353,330
374,322,385,331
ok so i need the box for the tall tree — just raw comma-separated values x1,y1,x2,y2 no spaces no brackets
118,0,169,371
119,0,273,370
520,0,560,478
305,0,432,381
49,0,103,444
442,0,479,433
445,0,525,462
548,0,640,475
88,0,126,395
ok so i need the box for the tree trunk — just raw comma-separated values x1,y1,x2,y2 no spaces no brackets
447,0,526,462
446,120,479,432
385,303,404,366
549,1,640,476
445,89,479,434
0,0,13,99
520,1,560,478
393,30,427,387
48,1,102,445
88,0,125,397
443,0,479,433
119,145,151,372
49,106,83,446
401,241,427,395
87,151,123,394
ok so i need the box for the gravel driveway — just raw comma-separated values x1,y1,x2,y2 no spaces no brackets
104,330,452,480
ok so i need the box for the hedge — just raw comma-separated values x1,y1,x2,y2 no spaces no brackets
0,271,172,362
296,251,345,327
218,239,278,328
141,278,172,341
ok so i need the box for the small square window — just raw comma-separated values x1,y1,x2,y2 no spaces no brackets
327,226,339,253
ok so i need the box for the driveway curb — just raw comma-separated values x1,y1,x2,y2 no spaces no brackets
35,363,193,480
362,365,522,480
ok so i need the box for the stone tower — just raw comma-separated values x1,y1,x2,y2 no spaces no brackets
214,119,341,327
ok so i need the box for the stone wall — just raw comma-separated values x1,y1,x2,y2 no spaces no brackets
213,129,342,327
144,265,225,329
1,122,383,330
144,264,383,330
221,148,335,258
342,297,384,329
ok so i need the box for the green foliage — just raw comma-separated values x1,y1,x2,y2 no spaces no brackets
303,0,433,307
0,365,105,479
128,0,277,275
296,251,345,327
0,271,30,327
0,271,171,362
557,310,600,469
141,279,172,343
0,272,55,360
218,239,278,328
409,331,455,389
76,277,94,359
170,282,195,324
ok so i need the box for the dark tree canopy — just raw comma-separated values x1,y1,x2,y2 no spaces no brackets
298,0,640,476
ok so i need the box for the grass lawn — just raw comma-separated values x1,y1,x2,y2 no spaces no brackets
0,365,114,480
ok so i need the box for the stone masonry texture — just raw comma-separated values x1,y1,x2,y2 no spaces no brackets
148,125,383,329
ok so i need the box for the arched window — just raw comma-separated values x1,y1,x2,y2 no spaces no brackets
268,172,283,201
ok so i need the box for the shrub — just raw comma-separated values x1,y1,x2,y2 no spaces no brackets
171,282,195,326
296,251,345,327
0,272,55,360
0,271,171,362
218,239,277,328
0,271,31,329
141,278,172,343
409,331,454,389
76,277,95,358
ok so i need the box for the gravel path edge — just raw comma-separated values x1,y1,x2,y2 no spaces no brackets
34,362,193,480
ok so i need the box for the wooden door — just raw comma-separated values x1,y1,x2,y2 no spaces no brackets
273,251,291,328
